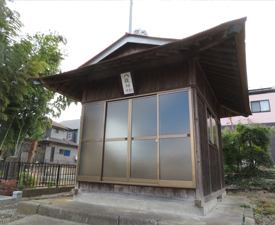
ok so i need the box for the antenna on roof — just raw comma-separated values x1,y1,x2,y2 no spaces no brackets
129,0,133,33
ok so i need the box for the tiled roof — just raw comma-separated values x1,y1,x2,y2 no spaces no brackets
51,121,69,130
41,137,78,147
60,119,80,130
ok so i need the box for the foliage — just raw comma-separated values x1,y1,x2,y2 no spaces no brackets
222,123,274,173
18,172,36,188
0,179,17,195
240,204,251,208
225,168,275,190
0,0,77,156
47,181,53,188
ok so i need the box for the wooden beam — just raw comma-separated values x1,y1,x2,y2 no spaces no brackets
200,57,237,66
209,46,236,53
200,64,238,75
70,85,83,97
200,60,238,70
203,71,239,82
168,48,181,53
66,81,81,95
156,51,170,56
206,74,239,84
207,79,240,91
191,30,230,52
200,51,237,60
211,87,241,97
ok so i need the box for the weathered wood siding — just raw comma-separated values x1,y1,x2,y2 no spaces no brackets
218,123,225,188
77,182,196,199
84,62,189,103
85,76,121,103
197,93,211,197
209,145,221,192
134,62,189,95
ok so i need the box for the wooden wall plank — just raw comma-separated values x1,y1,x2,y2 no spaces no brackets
84,62,189,103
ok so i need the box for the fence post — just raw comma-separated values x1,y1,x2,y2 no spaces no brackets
56,165,61,188
4,162,9,180
5,156,20,179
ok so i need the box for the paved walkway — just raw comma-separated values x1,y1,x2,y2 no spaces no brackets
9,195,251,225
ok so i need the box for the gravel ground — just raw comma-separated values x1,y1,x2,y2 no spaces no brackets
0,192,73,225
227,190,275,225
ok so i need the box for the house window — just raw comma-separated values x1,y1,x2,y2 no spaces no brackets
59,149,70,156
67,132,72,140
59,149,64,154
54,129,59,133
78,89,194,187
64,150,70,156
207,109,218,148
251,100,270,113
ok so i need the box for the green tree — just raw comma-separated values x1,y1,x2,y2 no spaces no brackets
222,123,274,173
0,0,77,160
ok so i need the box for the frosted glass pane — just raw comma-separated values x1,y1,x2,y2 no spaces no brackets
260,100,270,111
131,140,157,179
207,110,211,142
251,102,260,113
159,91,190,135
212,118,218,147
160,138,192,181
82,104,104,140
79,142,102,176
103,141,127,178
132,97,157,137
105,101,128,138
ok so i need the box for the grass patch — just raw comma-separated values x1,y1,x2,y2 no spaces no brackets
240,204,251,208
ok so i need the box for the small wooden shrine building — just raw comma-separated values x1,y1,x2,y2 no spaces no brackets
29,17,251,215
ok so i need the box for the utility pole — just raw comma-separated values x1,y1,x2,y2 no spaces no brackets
129,0,133,33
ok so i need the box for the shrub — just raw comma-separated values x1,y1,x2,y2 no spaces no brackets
0,179,17,196
19,172,36,188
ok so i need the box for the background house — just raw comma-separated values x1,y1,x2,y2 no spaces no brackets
221,87,275,161
21,120,80,164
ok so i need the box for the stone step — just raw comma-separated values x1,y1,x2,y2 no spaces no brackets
74,191,212,216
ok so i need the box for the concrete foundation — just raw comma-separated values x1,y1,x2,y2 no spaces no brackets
15,195,250,225
73,187,227,216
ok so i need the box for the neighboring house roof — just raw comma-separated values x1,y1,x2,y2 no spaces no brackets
79,33,178,67
52,121,69,130
28,17,251,118
249,87,275,95
60,119,80,130
41,137,78,147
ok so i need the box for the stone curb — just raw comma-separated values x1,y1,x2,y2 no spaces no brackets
17,201,178,225
243,198,255,225
16,202,41,215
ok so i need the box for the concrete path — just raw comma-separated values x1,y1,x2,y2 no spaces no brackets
7,214,85,225
10,195,251,225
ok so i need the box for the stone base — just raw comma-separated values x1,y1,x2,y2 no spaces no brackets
74,189,206,216
73,187,227,216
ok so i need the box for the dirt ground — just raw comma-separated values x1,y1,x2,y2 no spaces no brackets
227,190,275,225
0,192,73,225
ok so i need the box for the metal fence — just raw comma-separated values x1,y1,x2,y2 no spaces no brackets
0,161,76,188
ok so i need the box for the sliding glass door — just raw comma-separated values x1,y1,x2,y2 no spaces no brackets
78,89,195,187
